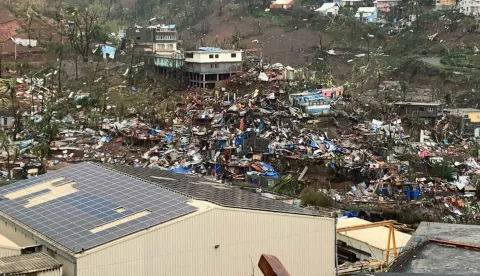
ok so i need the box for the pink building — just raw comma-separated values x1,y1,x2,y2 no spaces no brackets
374,0,402,12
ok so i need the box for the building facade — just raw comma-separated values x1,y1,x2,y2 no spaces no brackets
269,0,294,9
185,48,243,89
436,0,456,9
394,101,443,120
0,110,14,128
355,7,378,23
459,0,480,15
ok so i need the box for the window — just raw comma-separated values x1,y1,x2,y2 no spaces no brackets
210,63,219,68
215,54,219,58
231,53,236,58
168,44,173,49
136,37,141,40
186,53,194,58
418,107,425,112
3,118,6,125
209,54,214,58
427,107,434,112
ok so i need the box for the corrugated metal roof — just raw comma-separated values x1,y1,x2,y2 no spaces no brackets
0,253,62,274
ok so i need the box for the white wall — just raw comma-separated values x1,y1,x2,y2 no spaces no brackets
76,207,335,276
155,42,177,53
185,51,243,63
38,267,63,276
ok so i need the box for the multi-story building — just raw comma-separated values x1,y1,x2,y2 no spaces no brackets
459,0,480,15
127,24,184,77
435,0,456,10
185,47,243,89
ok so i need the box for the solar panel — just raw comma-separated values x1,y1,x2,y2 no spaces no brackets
0,163,197,253
105,164,316,216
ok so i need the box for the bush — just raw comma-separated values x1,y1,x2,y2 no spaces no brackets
299,187,333,207
430,161,455,181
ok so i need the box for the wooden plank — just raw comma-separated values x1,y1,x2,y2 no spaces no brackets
258,254,290,276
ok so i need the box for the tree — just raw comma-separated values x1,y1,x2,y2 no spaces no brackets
66,3,105,62
0,133,19,180
0,80,23,141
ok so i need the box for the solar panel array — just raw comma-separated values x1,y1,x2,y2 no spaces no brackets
0,163,197,253
105,164,317,216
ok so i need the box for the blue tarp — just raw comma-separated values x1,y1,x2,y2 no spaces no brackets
198,46,222,52
172,166,193,174
164,134,173,142
261,162,275,171
310,139,320,148
99,45,116,58
264,171,279,178
344,211,358,217
235,137,244,146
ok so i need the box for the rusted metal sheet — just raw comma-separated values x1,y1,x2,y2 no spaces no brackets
258,254,290,276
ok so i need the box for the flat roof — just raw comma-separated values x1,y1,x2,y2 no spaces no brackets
105,164,318,216
337,218,411,250
0,253,62,274
0,162,197,253
444,108,480,115
185,49,242,53
394,101,442,106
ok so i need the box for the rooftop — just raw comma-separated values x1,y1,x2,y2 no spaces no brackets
316,3,338,11
392,222,480,274
0,253,62,274
0,110,14,117
0,162,197,253
104,164,317,216
356,6,377,12
444,108,480,116
394,101,443,106
271,0,294,4
337,218,411,250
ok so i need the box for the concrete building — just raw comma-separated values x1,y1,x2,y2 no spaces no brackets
373,0,402,12
126,24,178,53
436,0,456,9
0,252,63,276
336,218,411,263
459,0,480,16
127,24,184,78
445,108,480,136
355,7,378,23
315,3,340,16
0,162,335,276
269,0,294,9
185,47,243,89
0,110,14,129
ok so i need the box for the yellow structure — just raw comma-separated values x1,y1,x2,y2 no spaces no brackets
337,218,411,265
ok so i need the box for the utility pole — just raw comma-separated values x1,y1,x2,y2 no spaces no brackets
104,67,108,114
0,42,3,78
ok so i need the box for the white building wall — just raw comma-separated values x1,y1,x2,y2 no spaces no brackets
0,246,20,258
76,207,335,276
185,51,243,63
37,267,63,276
40,247,75,276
